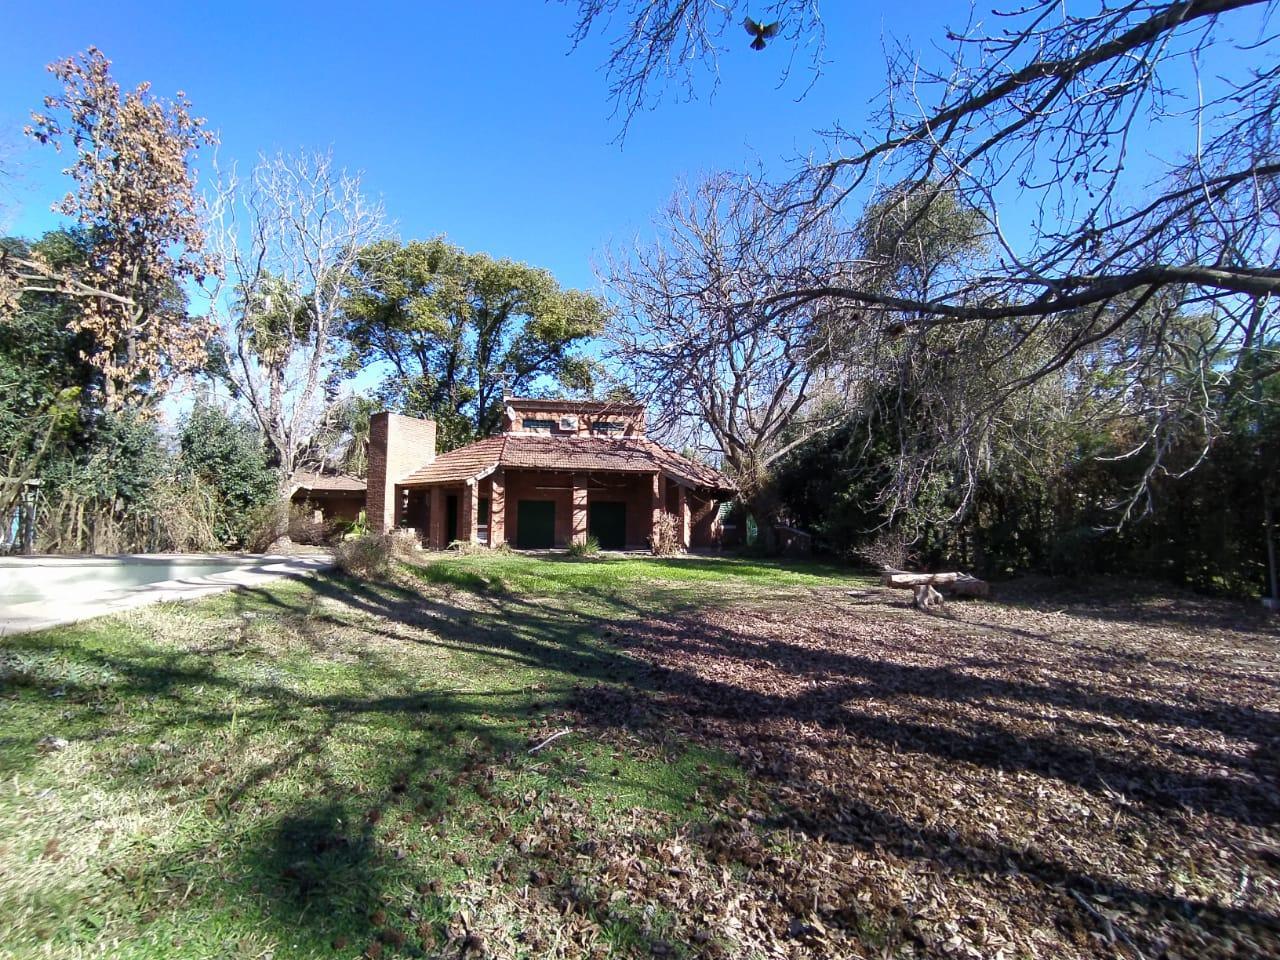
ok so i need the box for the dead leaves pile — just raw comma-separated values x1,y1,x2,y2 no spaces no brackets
555,586,1280,959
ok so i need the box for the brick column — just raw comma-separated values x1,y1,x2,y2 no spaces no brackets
428,486,444,549
460,480,478,544
489,469,505,547
367,412,437,534
676,484,690,548
571,473,589,545
367,414,395,533
650,472,664,548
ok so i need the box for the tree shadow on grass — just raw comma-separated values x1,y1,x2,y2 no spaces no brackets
0,572,690,954
6,565,1279,958
538,592,1280,956
232,570,1280,830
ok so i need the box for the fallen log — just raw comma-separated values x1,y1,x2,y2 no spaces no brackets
881,569,990,599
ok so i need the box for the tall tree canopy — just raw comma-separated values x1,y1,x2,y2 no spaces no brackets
341,238,607,450
605,176,852,541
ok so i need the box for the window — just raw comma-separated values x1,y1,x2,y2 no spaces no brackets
522,418,556,431
478,498,490,524
590,421,625,435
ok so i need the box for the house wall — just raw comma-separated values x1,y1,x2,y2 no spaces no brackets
583,473,656,547
408,479,497,548
402,488,429,533
689,491,723,548
501,401,646,438
499,470,657,548
503,471,574,547
660,480,727,548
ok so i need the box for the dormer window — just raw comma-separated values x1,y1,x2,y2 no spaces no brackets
591,422,625,436
522,418,556,432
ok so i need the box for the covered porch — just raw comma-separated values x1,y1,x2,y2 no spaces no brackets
394,468,727,551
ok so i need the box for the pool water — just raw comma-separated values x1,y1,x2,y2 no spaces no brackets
0,555,263,604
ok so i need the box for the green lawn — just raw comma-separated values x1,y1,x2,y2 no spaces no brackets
0,553,861,960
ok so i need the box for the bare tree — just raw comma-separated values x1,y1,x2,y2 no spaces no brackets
207,152,387,483
576,0,1279,511
605,174,855,542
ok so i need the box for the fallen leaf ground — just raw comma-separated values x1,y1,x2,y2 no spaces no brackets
1,554,1277,959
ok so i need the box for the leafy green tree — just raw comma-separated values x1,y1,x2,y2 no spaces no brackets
0,231,101,514
178,402,279,547
80,410,171,506
306,393,375,478
341,238,606,450
1,232,100,404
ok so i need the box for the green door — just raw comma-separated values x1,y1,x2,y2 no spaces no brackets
516,500,555,549
588,501,627,549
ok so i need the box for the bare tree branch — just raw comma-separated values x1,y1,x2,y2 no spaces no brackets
207,152,388,483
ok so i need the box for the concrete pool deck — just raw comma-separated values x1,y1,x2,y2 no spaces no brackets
0,553,335,636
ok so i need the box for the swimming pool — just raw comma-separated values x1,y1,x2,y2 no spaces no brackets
0,553,335,636
0,554,265,604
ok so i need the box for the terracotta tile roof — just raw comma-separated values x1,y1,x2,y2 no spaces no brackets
399,435,733,492
290,471,366,494
399,436,508,485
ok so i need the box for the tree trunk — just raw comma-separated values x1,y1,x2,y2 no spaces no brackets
743,492,782,554
913,584,945,610
1265,488,1279,605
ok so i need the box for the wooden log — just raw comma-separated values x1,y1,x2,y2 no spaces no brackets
881,569,990,598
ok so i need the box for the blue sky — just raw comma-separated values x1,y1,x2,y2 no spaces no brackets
1,2,1269,300
0,1,955,293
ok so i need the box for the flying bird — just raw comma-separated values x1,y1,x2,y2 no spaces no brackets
742,16,781,51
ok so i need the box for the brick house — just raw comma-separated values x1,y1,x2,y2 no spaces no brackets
367,397,735,549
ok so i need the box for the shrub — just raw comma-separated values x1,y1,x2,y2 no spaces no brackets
650,514,681,556
336,533,395,579
287,503,330,546
35,414,226,554
568,535,601,558
39,476,223,554
150,474,222,552
856,529,917,572
245,499,290,553
343,510,371,541
447,539,485,555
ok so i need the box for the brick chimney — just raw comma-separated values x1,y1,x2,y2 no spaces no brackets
367,412,436,533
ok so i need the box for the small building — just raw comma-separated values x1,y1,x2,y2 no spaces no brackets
289,471,367,525
367,398,735,550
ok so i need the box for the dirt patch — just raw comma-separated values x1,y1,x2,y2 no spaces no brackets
566,585,1280,958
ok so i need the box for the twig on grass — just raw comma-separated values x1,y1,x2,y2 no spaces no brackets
528,729,574,754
